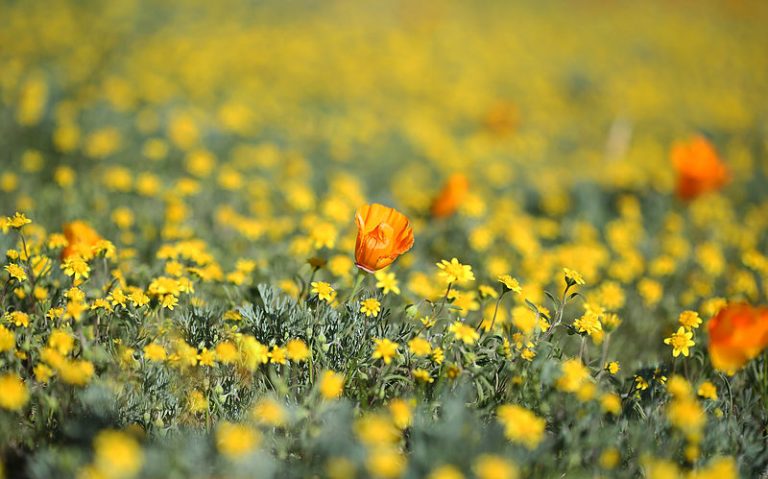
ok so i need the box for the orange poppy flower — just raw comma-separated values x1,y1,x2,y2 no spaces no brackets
671,136,729,200
61,221,102,260
707,303,768,374
354,204,414,273
430,173,469,219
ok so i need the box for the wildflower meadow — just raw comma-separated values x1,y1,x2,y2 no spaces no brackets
1,1,768,478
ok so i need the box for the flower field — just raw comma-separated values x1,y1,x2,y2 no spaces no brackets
2,0,768,477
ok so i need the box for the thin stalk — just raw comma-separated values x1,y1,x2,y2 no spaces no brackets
478,292,506,333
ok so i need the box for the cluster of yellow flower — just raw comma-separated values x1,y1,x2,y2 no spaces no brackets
2,0,768,477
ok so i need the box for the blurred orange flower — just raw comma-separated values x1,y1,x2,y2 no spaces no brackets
707,303,768,374
671,136,728,200
430,173,469,218
483,101,519,138
61,221,102,260
354,204,414,273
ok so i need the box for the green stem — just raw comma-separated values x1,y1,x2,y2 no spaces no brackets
478,292,506,333
344,269,366,303
435,282,454,318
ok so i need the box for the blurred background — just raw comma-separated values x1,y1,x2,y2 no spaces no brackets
2,0,767,197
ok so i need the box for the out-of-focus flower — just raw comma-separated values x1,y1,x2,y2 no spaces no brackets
0,374,28,411
319,370,344,399
430,173,469,218
497,404,545,449
671,136,728,200
62,221,102,260
216,422,260,459
707,303,768,374
354,204,414,273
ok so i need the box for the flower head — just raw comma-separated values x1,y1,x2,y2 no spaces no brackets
375,271,400,295
311,281,336,303
319,370,344,399
430,173,469,218
5,264,27,282
61,220,103,260
497,275,521,294
563,268,585,286
354,204,414,273
360,298,382,317
678,310,702,330
448,321,479,345
671,136,729,200
497,404,545,449
6,212,31,229
0,374,28,411
707,303,768,374
664,327,695,358
437,258,475,284
372,338,399,364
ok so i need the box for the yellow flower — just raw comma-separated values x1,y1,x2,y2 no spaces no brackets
6,212,32,229
678,310,702,330
697,381,718,400
448,321,479,345
4,264,27,282
427,465,465,479
634,375,649,391
473,454,519,479
388,398,413,429
437,258,475,284
0,325,15,352
355,413,400,446
59,359,95,386
667,397,705,438
281,339,309,362
375,271,400,295
319,370,344,400
605,361,620,375
311,281,336,303
497,404,545,449
143,343,167,362
93,429,144,478
239,336,269,371
48,329,75,355
407,337,432,356
268,345,287,365
563,268,585,286
556,359,590,393
216,422,260,459
365,447,406,479
599,448,620,470
6,311,30,328
251,397,287,427
360,298,382,317
197,347,217,366
188,390,208,413
0,374,29,411
62,257,91,281
497,275,521,294
573,312,602,336
664,326,695,358
431,347,445,365
600,393,621,415
412,368,434,383
372,338,399,364
214,341,238,364
34,363,54,383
